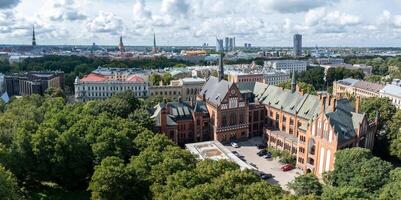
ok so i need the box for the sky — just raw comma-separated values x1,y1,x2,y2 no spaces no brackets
2,0,401,47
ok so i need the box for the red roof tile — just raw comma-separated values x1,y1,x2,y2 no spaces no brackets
81,73,107,82
126,75,145,83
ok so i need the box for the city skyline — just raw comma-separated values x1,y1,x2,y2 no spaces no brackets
2,0,401,47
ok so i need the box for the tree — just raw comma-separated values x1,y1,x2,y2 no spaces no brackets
45,87,66,99
378,168,401,200
0,165,21,200
361,97,395,125
89,156,140,200
128,108,155,129
278,81,316,95
161,73,173,85
321,186,370,200
364,75,382,83
288,174,322,196
298,67,325,90
330,148,392,192
149,73,162,86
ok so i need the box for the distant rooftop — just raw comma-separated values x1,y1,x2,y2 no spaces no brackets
381,84,401,97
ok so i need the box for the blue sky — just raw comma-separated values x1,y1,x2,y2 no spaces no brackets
1,0,401,47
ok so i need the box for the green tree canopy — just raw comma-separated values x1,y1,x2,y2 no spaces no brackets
288,173,322,196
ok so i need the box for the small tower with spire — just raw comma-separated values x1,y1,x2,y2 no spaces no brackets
291,69,296,93
152,33,157,53
32,25,37,47
118,35,125,53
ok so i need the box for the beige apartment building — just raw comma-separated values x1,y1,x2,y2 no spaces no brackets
333,78,384,99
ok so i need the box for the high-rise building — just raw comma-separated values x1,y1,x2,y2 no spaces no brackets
293,34,302,56
32,25,36,47
152,33,157,53
118,35,125,53
216,38,224,52
224,37,229,52
229,38,234,51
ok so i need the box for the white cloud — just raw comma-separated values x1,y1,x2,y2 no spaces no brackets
303,8,360,33
37,0,87,22
259,0,338,13
133,0,151,20
161,0,190,17
87,12,123,35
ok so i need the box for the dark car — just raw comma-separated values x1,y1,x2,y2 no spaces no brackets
249,162,258,169
256,143,267,149
232,151,244,158
262,152,272,159
260,172,273,180
257,149,267,156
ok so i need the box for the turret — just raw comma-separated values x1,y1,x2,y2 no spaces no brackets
291,69,296,93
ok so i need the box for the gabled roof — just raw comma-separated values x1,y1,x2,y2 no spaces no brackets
325,99,365,144
151,100,208,127
126,75,145,83
237,82,323,121
199,76,233,107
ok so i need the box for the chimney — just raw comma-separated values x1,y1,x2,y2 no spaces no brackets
160,106,167,132
332,97,337,112
320,96,327,113
355,96,361,113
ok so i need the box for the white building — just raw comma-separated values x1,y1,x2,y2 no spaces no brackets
263,70,291,85
74,67,148,102
380,84,401,109
267,60,307,73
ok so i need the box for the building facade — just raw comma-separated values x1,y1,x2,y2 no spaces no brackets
380,84,401,109
228,72,264,83
152,66,378,178
151,99,210,146
5,71,64,96
267,60,307,73
263,70,291,85
149,77,206,101
74,67,148,102
333,78,384,99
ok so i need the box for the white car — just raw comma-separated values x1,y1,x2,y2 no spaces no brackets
230,142,240,148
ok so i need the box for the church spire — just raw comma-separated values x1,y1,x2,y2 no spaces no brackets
32,25,37,47
291,69,296,93
118,35,125,53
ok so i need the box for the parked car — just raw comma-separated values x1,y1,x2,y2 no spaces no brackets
281,164,293,172
257,149,267,156
231,142,240,148
248,162,258,169
260,172,273,180
232,151,244,158
262,152,272,159
256,143,267,149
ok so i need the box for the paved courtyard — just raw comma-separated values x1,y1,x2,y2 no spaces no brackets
225,136,303,191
